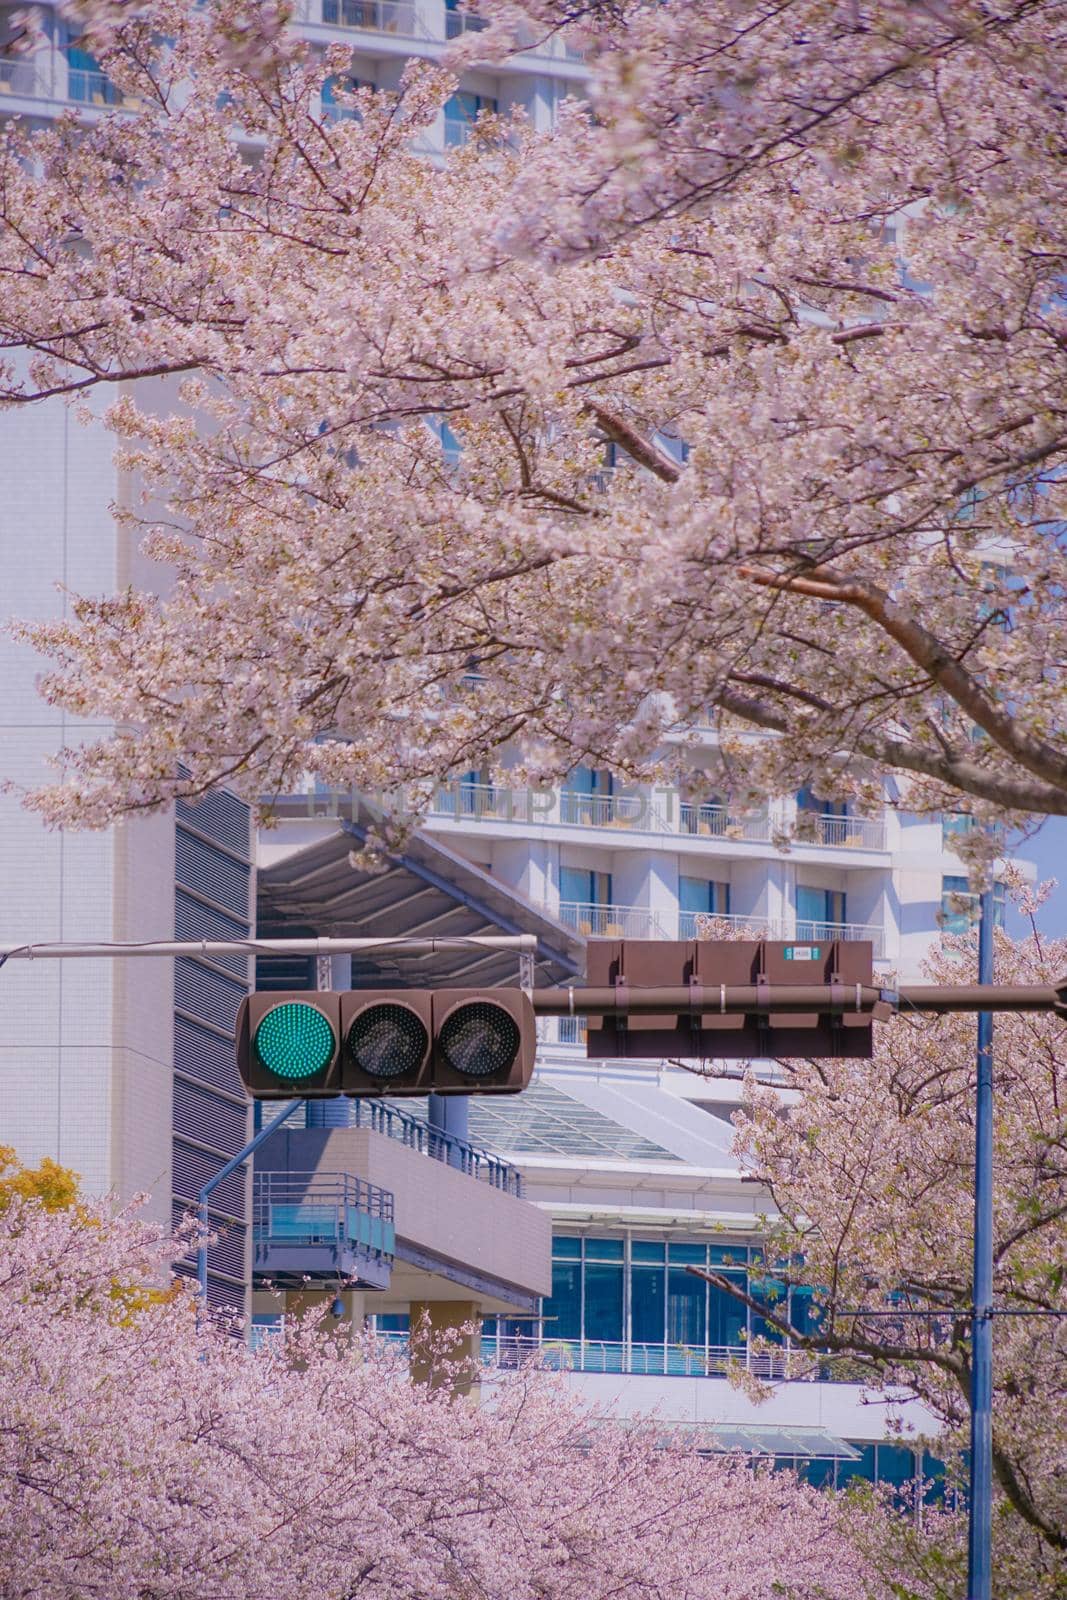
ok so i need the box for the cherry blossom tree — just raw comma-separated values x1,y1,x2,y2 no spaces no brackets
0,1178,875,1600
0,0,1063,831
704,912,1067,1591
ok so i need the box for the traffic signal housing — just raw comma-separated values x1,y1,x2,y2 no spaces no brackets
585,939,875,1060
236,991,342,1099
237,988,535,1099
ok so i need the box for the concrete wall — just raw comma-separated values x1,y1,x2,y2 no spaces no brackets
561,1370,937,1445
0,380,176,1220
260,1126,552,1300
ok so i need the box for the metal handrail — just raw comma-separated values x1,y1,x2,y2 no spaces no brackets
556,902,669,939
483,1335,798,1380
678,803,773,842
796,812,887,850
253,1169,394,1247
792,920,886,958
347,1098,523,1196
558,790,669,831
682,910,773,939
318,0,433,37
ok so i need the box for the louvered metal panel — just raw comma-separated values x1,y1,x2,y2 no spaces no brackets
173,1206,247,1280
175,829,251,919
175,957,247,1035
176,791,252,857
174,891,250,979
173,1079,248,1157
174,1016,244,1098
172,787,252,1313
173,1262,246,1313
172,1141,247,1215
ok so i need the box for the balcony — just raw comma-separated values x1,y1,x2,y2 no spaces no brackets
316,0,432,38
679,803,772,843
796,812,887,851
482,1335,797,1381
252,1170,395,1289
559,789,670,830
556,902,670,939
677,910,772,939
347,1097,523,1195
794,920,885,959
445,6,489,37
426,784,886,855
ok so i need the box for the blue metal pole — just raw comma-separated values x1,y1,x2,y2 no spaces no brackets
197,1098,303,1304
967,888,995,1600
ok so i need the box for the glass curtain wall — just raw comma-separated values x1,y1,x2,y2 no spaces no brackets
521,1233,806,1375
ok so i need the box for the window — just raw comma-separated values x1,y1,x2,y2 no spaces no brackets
65,36,123,105
942,812,975,850
321,73,368,121
796,885,846,936
558,866,612,909
561,766,612,825
679,876,730,935
323,0,382,26
680,794,728,836
444,0,488,35
444,91,498,147
941,876,1006,935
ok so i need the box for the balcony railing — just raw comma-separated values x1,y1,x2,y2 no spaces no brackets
556,902,670,939
679,803,773,843
793,920,885,959
252,1170,395,1287
445,7,489,36
348,1097,524,1196
796,812,887,850
483,1336,797,1380
0,58,49,98
67,63,126,105
679,910,772,939
559,790,669,830
318,0,432,37
431,781,535,823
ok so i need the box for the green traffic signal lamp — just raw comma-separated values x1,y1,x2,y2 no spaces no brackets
254,1001,337,1081
236,993,341,1098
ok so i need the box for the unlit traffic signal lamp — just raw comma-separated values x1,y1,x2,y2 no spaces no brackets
236,988,535,1099
584,939,876,1059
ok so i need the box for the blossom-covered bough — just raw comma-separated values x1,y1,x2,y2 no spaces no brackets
0,0,1064,833
713,912,1067,1592
0,1174,874,1600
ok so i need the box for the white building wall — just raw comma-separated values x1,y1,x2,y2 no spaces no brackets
0,380,175,1221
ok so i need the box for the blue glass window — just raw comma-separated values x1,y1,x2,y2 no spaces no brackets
941,875,1005,934
544,1259,580,1340
584,1261,624,1342
796,885,846,933
552,1234,581,1258
444,91,497,147
585,1236,624,1259
836,1444,877,1489
707,1271,747,1348
632,1239,665,1262
668,1240,707,1263
667,1265,706,1344
678,877,730,936
631,1263,665,1344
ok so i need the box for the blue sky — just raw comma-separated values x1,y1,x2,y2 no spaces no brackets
1006,815,1067,939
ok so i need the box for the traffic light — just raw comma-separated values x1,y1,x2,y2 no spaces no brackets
585,939,875,1060
236,988,535,1098
236,992,342,1098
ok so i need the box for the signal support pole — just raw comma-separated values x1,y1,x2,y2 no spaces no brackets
968,891,995,1600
